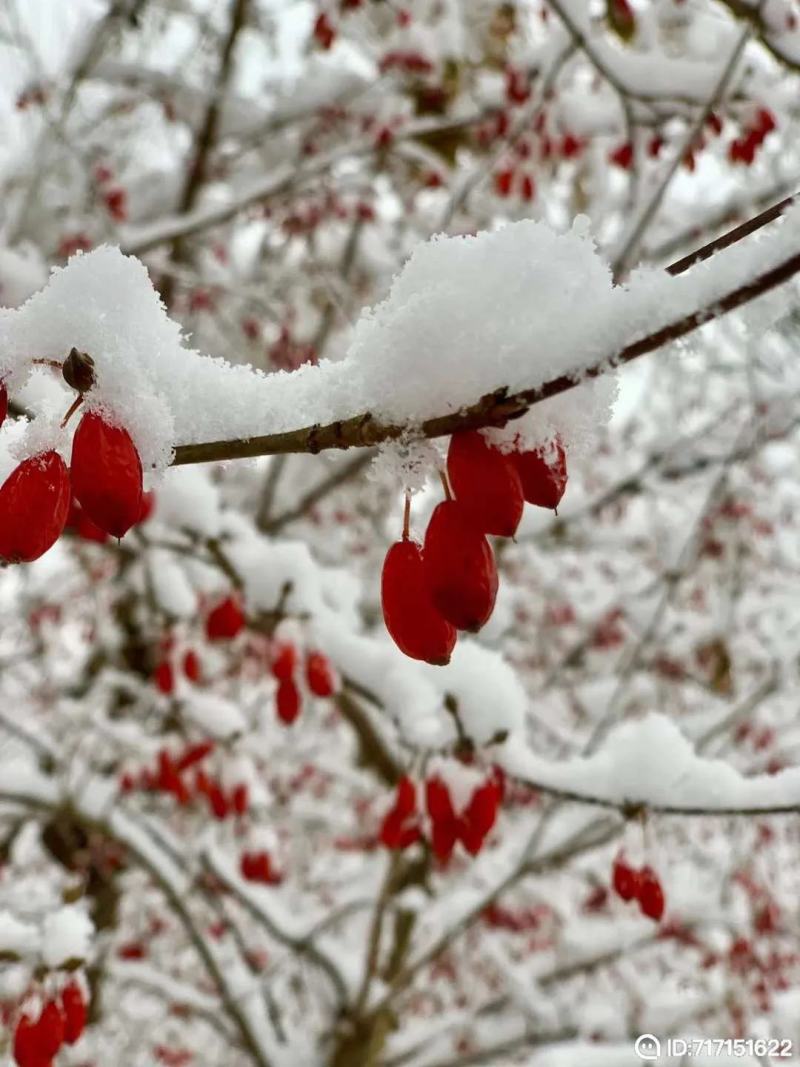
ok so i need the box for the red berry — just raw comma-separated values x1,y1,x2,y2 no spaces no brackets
313,12,336,49
103,187,127,221
13,1013,39,1067
0,450,71,563
182,649,201,682
637,865,665,921
612,853,639,902
512,441,567,510
154,661,174,695
70,412,143,538
207,781,230,820
60,981,87,1045
76,509,109,543
175,740,214,771
271,642,297,681
425,777,459,863
520,174,535,201
276,677,302,725
460,778,501,856
756,107,776,136
205,595,245,640
231,783,249,816
447,430,524,537
381,540,457,664
305,651,336,697
380,776,421,849
493,168,514,197
0,381,7,430
609,142,634,169
423,501,498,632
37,1000,65,1059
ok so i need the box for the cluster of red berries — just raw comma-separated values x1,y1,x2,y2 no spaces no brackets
240,849,283,885
120,741,251,820
0,362,145,564
612,853,665,922
13,982,87,1066
380,769,503,863
382,431,567,664
728,108,776,166
153,646,202,694
269,642,338,725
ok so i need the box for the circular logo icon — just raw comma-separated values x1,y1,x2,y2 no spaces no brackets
634,1034,661,1061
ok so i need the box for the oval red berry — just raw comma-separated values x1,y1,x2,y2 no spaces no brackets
71,412,143,537
0,450,71,563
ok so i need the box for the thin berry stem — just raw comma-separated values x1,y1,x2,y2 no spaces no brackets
439,470,452,501
60,394,84,429
402,492,411,540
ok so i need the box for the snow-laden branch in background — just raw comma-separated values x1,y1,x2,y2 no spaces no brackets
0,196,798,473
500,712,800,816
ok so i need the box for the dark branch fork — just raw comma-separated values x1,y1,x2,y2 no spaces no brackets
171,192,798,468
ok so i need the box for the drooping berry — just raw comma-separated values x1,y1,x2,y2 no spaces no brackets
447,430,524,537
459,777,502,856
207,780,230,820
182,649,201,682
380,776,422,849
205,595,245,640
512,440,568,511
0,450,71,563
70,412,143,538
612,853,640,902
13,1013,39,1067
154,661,174,695
231,783,249,816
270,642,297,681
37,1000,65,1059
381,539,457,664
423,501,498,632
637,865,665,922
276,677,302,725
425,776,460,863
306,651,336,697
60,980,87,1045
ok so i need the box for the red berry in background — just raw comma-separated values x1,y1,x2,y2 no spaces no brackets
493,168,514,197
0,380,7,430
71,412,143,537
232,783,249,816
182,649,201,682
207,781,230,820
609,141,634,169
60,981,87,1045
520,174,535,201
612,853,639,902
154,660,174,695
37,1000,65,1059
205,595,245,640
313,12,336,49
608,0,636,40
0,450,71,563
306,651,336,697
103,186,127,221
447,430,524,537
637,865,665,921
271,642,297,681
276,677,302,725
423,500,498,632
381,539,456,664
13,1013,38,1067
175,740,214,771
512,440,568,510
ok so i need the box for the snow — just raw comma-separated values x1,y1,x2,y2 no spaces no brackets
1,201,797,473
501,711,800,812
0,911,39,957
40,905,94,967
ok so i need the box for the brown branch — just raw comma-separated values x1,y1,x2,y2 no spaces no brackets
170,201,800,467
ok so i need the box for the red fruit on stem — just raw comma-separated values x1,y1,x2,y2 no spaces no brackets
512,441,568,510
0,450,71,563
380,776,421,849
154,661,174,695
71,412,143,538
205,595,245,640
37,1000,65,1058
13,1013,39,1067
306,651,336,697
493,168,514,197
61,981,87,1045
232,783,249,816
381,539,457,664
175,740,214,771
182,649,201,682
609,142,634,169
271,642,297,681
425,776,460,863
446,430,524,537
276,677,302,725
637,865,665,921
612,854,639,902
460,778,501,855
207,781,230,820
76,509,109,543
313,12,336,49
423,500,498,632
